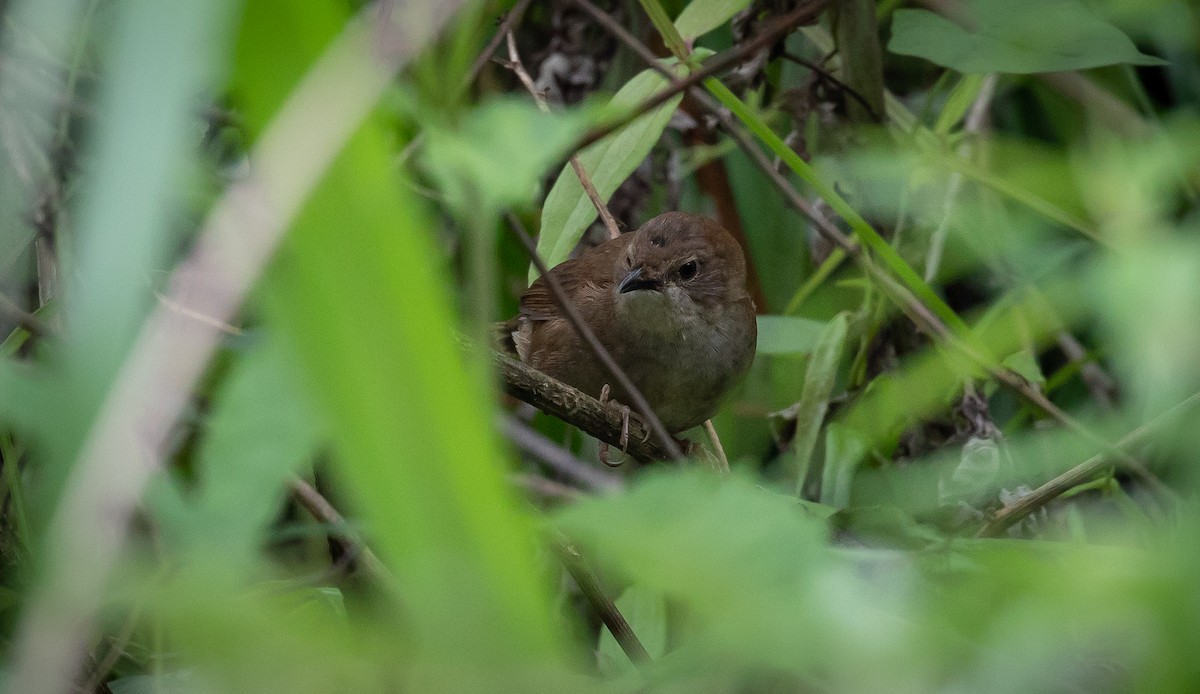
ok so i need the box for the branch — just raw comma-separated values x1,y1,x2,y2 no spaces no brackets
567,0,830,152
977,392,1200,537
552,535,651,666
494,349,682,463
502,31,621,240
463,0,535,88
289,478,391,581
500,414,624,491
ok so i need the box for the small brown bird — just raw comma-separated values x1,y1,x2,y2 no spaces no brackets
503,211,757,433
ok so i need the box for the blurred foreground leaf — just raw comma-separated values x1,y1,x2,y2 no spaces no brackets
889,0,1166,73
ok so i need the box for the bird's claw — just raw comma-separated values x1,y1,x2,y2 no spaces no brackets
598,384,632,466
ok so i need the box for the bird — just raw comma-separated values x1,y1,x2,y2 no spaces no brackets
501,211,757,434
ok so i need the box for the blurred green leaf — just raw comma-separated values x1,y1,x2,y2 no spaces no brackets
673,0,754,41
234,0,568,677
638,0,690,60
150,334,327,567
1002,349,1046,386
934,72,986,136
889,0,1167,73
597,586,668,677
820,421,868,508
555,470,828,602
263,79,568,679
423,98,587,214
770,313,847,495
754,315,828,355
534,64,686,280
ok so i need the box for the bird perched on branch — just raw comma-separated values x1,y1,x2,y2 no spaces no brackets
500,211,757,434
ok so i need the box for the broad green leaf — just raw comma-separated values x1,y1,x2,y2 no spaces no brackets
755,315,829,355
555,470,850,673
888,0,1166,74
534,64,686,280
769,313,848,495
233,0,569,676
674,0,754,41
555,470,828,604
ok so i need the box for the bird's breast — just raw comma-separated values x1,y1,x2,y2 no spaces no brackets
612,291,755,432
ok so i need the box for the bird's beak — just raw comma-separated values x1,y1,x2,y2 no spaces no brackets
618,266,661,294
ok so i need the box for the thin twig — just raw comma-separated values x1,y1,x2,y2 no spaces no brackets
567,0,830,152
289,478,391,581
780,50,880,123
503,31,622,240
977,391,1200,537
504,214,686,460
703,420,730,474
925,73,996,282
500,414,624,492
1057,331,1117,410
82,603,141,693
511,473,585,502
552,535,651,666
463,0,535,88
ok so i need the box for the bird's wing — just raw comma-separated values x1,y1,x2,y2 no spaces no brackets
519,234,630,321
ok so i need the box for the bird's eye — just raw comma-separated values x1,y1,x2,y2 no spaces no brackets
678,260,699,280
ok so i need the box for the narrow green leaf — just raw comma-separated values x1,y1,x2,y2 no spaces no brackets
1002,349,1046,386
819,422,869,508
637,0,690,60
888,0,1166,74
934,73,986,136
775,313,848,495
673,0,754,41
534,65,685,280
704,77,972,337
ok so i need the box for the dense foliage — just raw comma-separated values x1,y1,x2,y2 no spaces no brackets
1,0,1198,691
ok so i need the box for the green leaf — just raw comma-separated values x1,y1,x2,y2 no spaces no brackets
234,0,568,672
703,77,973,339
755,315,829,355
555,470,828,602
638,0,690,60
150,334,328,567
554,470,835,671
819,419,868,509
674,0,754,41
1002,349,1046,386
423,98,586,214
888,0,1167,74
534,64,686,280
934,72,986,136
770,313,848,495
